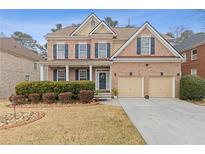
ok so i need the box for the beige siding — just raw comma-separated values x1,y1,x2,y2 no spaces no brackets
0,50,41,98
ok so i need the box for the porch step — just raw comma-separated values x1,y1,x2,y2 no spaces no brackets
94,93,112,100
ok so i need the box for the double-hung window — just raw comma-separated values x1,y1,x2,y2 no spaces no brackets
191,68,197,75
57,44,65,59
182,53,187,62
98,43,107,58
57,69,65,81
191,49,197,61
79,44,87,59
141,37,151,54
79,69,87,80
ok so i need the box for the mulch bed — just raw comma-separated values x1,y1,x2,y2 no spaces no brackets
7,102,99,108
0,111,45,130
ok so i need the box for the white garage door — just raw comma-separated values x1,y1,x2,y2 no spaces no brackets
118,77,143,97
149,76,174,98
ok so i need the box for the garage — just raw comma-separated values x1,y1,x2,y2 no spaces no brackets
149,76,174,98
118,77,143,97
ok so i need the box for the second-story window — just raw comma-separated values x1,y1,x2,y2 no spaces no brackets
98,43,107,58
191,49,197,61
79,44,87,59
57,44,65,59
141,37,151,54
182,53,187,62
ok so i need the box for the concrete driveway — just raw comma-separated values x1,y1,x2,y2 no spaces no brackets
119,98,205,145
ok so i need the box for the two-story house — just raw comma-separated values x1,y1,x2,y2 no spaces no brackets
39,13,184,98
0,37,45,98
175,33,205,79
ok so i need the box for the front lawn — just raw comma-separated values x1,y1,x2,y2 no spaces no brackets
0,100,145,144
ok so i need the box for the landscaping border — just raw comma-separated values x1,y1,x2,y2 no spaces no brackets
0,111,45,130
7,102,100,108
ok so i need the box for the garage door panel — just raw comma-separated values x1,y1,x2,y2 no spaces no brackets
118,77,143,97
149,77,173,98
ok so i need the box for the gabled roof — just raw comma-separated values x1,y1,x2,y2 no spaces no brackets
89,21,116,36
111,22,184,60
0,37,44,61
174,33,205,52
70,13,101,36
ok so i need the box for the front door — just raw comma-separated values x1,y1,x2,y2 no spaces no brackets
99,72,106,89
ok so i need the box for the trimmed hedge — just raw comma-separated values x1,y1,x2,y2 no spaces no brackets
15,81,95,99
180,75,205,101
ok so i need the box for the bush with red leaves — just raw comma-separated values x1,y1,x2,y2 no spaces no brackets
80,90,94,103
58,92,72,103
28,93,41,103
42,93,56,104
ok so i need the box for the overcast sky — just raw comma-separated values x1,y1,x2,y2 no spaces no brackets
0,9,204,45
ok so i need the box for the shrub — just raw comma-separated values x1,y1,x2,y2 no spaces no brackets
180,75,205,101
15,81,95,99
80,90,94,103
11,95,26,104
58,92,72,103
42,93,56,103
112,88,118,96
28,93,41,103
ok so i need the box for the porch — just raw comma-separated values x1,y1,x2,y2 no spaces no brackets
38,60,112,92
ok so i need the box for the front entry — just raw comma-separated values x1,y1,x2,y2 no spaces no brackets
99,72,106,89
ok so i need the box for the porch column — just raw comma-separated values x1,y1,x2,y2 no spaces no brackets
89,65,92,81
40,64,44,81
109,65,112,92
66,65,69,81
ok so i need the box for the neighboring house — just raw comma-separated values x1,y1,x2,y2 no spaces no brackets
0,37,45,98
175,33,205,79
39,13,184,98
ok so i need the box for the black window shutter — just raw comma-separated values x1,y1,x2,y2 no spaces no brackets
87,44,91,59
75,69,79,80
87,69,90,80
137,38,141,55
151,37,155,55
107,43,110,58
53,44,57,59
75,44,79,58
95,43,98,58
65,44,68,58
53,69,57,81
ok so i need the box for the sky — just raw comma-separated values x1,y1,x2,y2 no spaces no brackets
0,9,204,45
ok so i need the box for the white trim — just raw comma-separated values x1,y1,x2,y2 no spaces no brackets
98,42,108,58
95,70,110,90
89,65,92,81
113,57,182,62
57,69,66,81
191,49,197,61
65,65,69,81
109,66,112,92
172,76,175,98
78,43,87,59
110,22,184,60
56,43,65,59
140,37,151,55
40,64,44,81
89,21,116,36
70,13,101,36
142,77,144,97
78,69,88,80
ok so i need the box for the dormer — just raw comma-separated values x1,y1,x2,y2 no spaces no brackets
70,13,101,36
